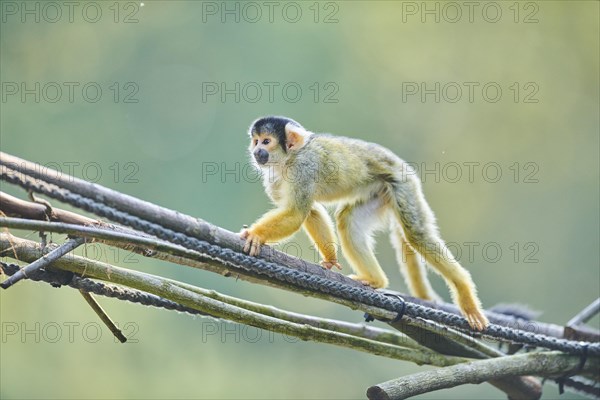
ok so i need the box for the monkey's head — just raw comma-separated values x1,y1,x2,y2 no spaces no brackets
248,116,311,167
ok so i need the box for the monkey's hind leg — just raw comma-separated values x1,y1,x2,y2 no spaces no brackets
303,203,342,270
390,226,441,302
392,186,489,330
336,200,389,289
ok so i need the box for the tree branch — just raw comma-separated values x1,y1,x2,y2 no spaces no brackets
0,191,97,224
367,351,600,400
386,317,543,398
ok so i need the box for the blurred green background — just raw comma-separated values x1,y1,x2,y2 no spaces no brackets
1,1,598,399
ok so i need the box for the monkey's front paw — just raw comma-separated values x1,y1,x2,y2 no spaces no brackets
321,260,342,270
240,229,263,257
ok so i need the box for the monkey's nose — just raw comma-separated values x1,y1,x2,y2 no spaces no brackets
254,149,269,165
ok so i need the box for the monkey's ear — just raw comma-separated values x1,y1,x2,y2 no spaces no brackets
285,123,311,151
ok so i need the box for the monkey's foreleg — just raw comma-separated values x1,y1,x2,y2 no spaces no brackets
241,207,307,256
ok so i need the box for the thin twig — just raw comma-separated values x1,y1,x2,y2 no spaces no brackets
79,290,127,343
0,236,85,289
568,299,600,327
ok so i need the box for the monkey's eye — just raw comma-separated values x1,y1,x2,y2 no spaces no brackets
254,139,258,146
262,139,271,145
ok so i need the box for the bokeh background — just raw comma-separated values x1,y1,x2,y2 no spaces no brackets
1,1,598,399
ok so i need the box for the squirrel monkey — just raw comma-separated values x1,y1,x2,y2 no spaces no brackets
240,116,489,331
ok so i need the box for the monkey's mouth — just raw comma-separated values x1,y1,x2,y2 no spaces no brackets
255,157,269,166
254,151,269,165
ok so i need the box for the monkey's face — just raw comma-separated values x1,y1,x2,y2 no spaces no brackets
248,116,310,169
250,133,286,167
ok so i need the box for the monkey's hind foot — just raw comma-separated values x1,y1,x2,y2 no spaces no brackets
462,306,489,332
348,274,388,289
321,260,343,270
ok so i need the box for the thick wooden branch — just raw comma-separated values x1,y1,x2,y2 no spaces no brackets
367,351,600,400
0,191,96,224
387,318,542,398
